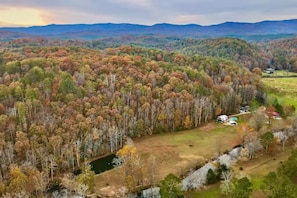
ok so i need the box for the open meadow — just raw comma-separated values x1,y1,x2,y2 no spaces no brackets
262,77,297,107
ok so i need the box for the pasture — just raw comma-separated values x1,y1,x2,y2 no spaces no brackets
262,77,297,107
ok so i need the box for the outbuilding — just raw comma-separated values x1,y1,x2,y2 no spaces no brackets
217,115,228,122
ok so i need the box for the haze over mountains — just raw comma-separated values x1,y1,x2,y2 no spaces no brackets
0,19,297,40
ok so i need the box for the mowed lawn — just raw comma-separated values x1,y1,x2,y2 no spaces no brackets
95,121,244,192
262,77,297,107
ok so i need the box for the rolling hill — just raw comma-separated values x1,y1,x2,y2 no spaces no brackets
0,19,297,40
178,38,269,69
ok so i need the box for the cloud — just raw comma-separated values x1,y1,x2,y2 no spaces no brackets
0,0,297,26
0,6,46,26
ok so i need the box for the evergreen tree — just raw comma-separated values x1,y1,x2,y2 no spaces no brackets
159,174,184,198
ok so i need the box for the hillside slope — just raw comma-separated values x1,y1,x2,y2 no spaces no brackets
262,37,297,71
178,38,269,70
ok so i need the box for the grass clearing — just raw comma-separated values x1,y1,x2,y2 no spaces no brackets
133,123,241,179
235,148,292,177
185,184,221,198
94,122,243,194
262,77,297,107
262,70,297,77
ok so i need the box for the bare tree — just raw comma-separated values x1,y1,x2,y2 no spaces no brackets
220,170,233,196
48,154,57,181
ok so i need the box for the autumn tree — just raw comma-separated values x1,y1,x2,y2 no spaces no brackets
116,145,143,192
29,170,48,197
75,164,96,194
265,105,276,125
183,115,192,129
249,110,267,131
7,166,29,195
14,131,30,159
237,123,254,143
252,67,262,76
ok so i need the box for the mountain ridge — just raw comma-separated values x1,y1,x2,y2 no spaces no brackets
0,19,297,40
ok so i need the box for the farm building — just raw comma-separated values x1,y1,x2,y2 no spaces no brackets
217,115,228,122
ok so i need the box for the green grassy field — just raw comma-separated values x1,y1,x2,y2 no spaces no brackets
262,77,297,107
185,184,221,198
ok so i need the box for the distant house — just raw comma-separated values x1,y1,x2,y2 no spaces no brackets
239,106,250,113
265,68,274,74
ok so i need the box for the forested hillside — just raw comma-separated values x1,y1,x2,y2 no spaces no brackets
262,37,297,72
0,43,264,196
0,37,271,71
177,38,269,70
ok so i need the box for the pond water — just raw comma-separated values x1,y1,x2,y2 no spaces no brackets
74,154,116,175
90,154,116,174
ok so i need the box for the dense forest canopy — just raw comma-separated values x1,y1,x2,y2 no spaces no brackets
2,36,297,73
0,41,264,195
176,38,269,70
261,37,297,72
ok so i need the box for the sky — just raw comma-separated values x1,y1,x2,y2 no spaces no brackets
1,0,297,27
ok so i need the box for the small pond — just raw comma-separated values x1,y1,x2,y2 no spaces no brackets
74,154,116,175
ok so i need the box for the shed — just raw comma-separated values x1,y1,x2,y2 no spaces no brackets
217,115,228,122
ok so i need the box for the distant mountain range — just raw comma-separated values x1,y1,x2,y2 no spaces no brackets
0,19,297,40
